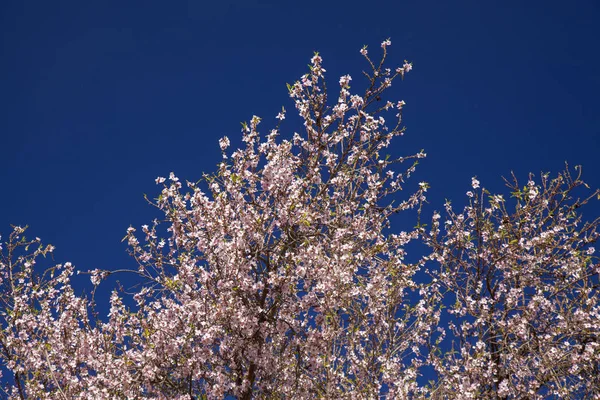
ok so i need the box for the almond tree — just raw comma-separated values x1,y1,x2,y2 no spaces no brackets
424,168,600,399
113,39,433,399
0,227,116,399
1,40,437,399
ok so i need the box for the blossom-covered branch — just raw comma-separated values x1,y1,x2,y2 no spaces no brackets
424,167,600,399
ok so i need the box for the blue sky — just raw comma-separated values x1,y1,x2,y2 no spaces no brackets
1,1,599,311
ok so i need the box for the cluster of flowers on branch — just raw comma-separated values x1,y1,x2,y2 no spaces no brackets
1,40,598,399
424,168,600,399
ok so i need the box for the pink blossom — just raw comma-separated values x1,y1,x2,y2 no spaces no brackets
219,136,230,150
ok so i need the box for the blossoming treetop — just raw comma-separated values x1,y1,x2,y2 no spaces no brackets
1,40,598,399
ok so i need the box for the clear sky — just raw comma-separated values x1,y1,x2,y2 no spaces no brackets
1,1,599,306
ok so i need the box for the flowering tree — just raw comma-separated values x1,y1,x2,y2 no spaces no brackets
0,228,107,399
424,168,600,399
1,40,437,399
1,40,599,399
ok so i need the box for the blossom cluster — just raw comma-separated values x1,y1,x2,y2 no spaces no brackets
424,168,600,399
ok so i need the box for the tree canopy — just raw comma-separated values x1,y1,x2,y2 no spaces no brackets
1,40,598,399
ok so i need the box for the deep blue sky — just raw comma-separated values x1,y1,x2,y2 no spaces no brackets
1,1,599,299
